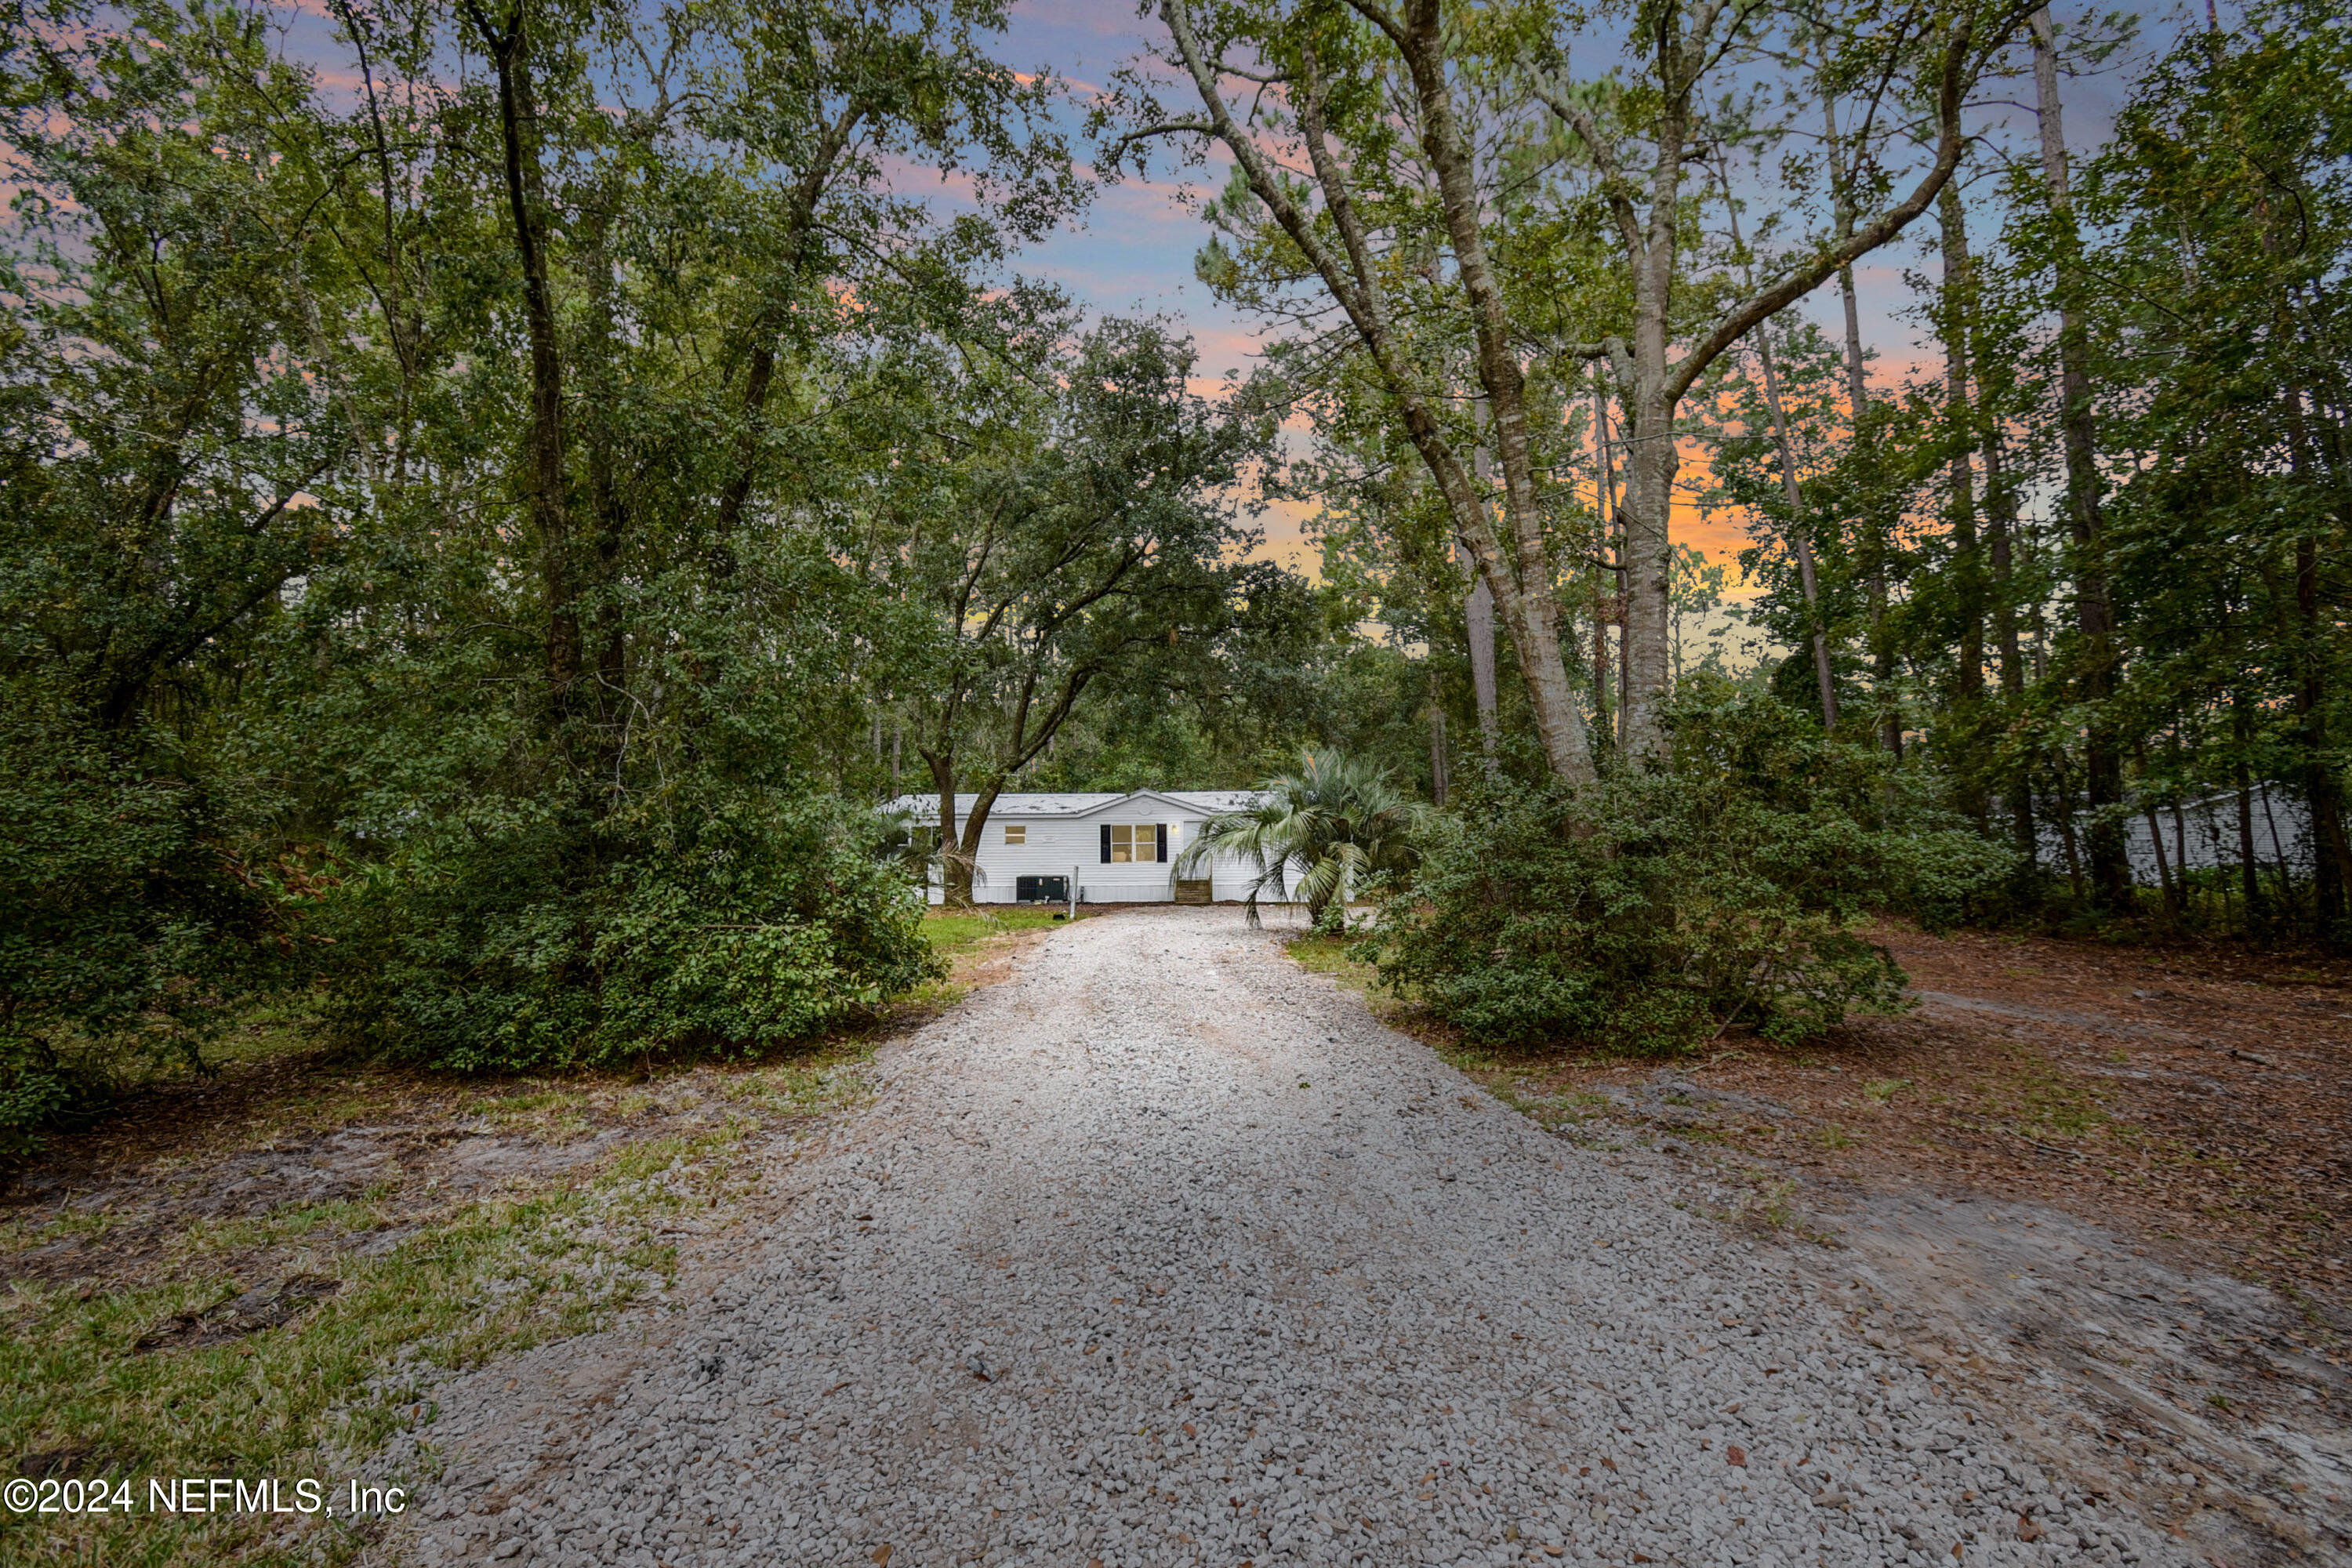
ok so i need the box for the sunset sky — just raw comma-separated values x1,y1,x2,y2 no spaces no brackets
975,1,2141,613
254,0,2139,635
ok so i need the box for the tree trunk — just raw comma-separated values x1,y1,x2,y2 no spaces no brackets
2031,6,2129,911
2145,800,2177,920
1427,672,1450,807
1844,286,1900,757
953,777,1008,909
1385,15,1597,782
928,753,971,906
579,202,630,768
1940,183,1987,712
1753,329,1838,729
1482,529,1599,784
715,107,861,543
2259,783,2296,917
2170,793,2188,912
2053,755,2086,904
2231,688,2267,931
1595,618,1613,742
1465,572,1499,757
2237,765,2265,933
1468,416,1502,759
470,5,581,710
1617,219,1681,756
1823,80,1900,758
2279,388,2351,930
1715,159,1838,735
1984,405,2034,875
1593,375,1621,747
1160,0,1596,784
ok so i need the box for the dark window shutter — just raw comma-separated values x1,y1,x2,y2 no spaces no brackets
1100,825,1112,863
1156,824,1168,862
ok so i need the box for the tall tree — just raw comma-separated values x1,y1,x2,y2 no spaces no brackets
899,321,1266,902
2028,5,2130,910
1103,0,1601,781
2078,3,2352,933
1102,0,2031,774
1527,0,2030,752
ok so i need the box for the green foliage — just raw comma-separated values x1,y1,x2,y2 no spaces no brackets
895,317,1273,895
1709,5,2352,942
0,717,286,1149
1178,747,1425,928
319,792,941,1073
0,0,1090,1121
1367,685,2010,1052
0,5,337,1147
0,694,311,1152
9,0,2336,1202
2071,5,2352,939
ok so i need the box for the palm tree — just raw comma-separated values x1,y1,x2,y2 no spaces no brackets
1176,750,1425,930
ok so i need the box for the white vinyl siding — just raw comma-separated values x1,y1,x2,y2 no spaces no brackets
899,790,1279,906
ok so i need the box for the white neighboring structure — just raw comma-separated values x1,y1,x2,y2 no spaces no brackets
2119,784,2310,884
888,789,1272,906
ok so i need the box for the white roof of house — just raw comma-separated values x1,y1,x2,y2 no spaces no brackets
886,789,1263,821
1161,790,1265,813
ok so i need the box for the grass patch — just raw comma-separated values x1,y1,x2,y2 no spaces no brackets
0,1037,878,1566
1,901,996,1568
712,1047,873,1120
172,1196,402,1261
904,906,1075,1008
3,1174,674,1563
1704,1171,1841,1247
1497,1082,1612,1132
1988,1054,2116,1141
921,904,1071,951
1282,932,1370,986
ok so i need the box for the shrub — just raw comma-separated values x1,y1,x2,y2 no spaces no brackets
318,787,942,1073
0,704,288,1153
1365,682,2012,1053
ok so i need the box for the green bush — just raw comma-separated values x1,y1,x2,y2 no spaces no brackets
318,788,942,1073
0,703,286,1152
1365,682,2012,1053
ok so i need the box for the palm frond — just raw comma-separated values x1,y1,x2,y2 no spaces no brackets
1178,749,1425,926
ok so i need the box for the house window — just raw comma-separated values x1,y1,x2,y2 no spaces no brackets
1003,824,1025,845
1102,824,1167,864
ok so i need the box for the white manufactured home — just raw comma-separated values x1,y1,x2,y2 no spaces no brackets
890,789,1272,906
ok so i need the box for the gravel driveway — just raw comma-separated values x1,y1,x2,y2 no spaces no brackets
398,908,2190,1567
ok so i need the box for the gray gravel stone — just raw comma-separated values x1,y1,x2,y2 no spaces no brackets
394,908,2193,1566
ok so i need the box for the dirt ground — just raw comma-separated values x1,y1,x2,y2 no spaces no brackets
0,910,1072,1568
4,1047,801,1309
0,914,1067,1308
1367,922,2352,1565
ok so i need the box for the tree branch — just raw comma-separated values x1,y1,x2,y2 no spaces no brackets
1667,2,2034,405
1110,118,1215,151
1528,80,1643,259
